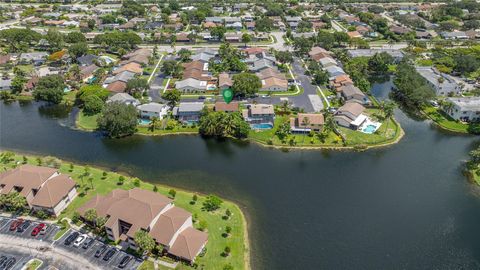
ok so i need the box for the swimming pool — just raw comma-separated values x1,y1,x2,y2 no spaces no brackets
362,124,377,134
138,119,151,125
251,123,273,130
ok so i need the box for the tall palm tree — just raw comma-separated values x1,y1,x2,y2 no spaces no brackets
149,117,159,132
301,116,310,143
382,101,396,135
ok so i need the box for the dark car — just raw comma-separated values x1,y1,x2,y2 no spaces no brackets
64,232,79,245
198,96,206,100
9,219,24,231
16,220,31,233
94,245,107,258
3,258,16,270
31,223,46,236
103,248,116,261
0,256,7,265
82,237,94,249
118,255,132,268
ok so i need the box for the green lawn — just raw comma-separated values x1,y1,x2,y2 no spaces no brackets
0,153,248,270
137,125,199,135
249,109,402,149
76,110,99,131
423,106,480,134
26,259,42,270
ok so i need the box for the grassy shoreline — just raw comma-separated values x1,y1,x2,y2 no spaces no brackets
0,152,250,270
422,106,480,134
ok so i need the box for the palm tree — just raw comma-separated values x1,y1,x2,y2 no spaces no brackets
149,117,159,132
301,116,310,143
280,100,290,115
69,65,81,82
382,101,396,135
442,100,454,115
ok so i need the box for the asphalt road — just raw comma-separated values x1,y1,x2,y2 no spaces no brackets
288,58,322,113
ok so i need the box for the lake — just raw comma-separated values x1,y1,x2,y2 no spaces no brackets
1,82,480,269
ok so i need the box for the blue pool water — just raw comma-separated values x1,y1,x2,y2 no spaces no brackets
138,119,151,125
251,123,273,130
362,124,377,134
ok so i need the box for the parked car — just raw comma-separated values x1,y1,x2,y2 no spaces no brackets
0,256,7,265
118,255,132,268
2,258,15,270
95,245,107,258
73,234,88,247
17,220,31,233
9,219,24,231
64,232,79,245
31,223,46,236
82,237,94,249
40,224,48,235
103,248,116,261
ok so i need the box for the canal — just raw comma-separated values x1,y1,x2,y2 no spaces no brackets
1,82,480,269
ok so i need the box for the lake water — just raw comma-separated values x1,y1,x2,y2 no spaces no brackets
1,82,480,269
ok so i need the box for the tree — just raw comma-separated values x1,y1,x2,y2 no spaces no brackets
65,32,86,43
0,28,42,52
241,33,251,47
162,89,181,107
275,122,291,142
69,64,82,82
368,5,384,14
454,54,479,74
33,75,65,104
83,95,104,115
126,78,149,94
199,111,250,138
161,60,182,77
149,117,159,131
255,17,274,32
69,42,88,59
177,48,192,62
77,85,110,103
381,101,396,134
275,51,293,64
46,29,64,52
232,73,261,97
203,195,223,211
168,189,176,198
97,102,138,137
84,208,98,224
368,52,394,75
93,32,141,51
120,0,146,19
11,74,27,94
316,31,335,50
134,230,156,254
210,26,227,41
393,62,435,109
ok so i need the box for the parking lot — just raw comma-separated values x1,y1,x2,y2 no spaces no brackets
0,217,141,270
0,249,32,270
0,217,59,243
55,229,142,270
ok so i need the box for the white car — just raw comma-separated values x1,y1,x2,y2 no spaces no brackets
73,234,88,247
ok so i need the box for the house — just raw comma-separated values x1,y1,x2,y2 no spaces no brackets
173,102,205,123
0,165,77,216
0,79,12,91
334,102,367,129
415,67,461,96
175,78,207,92
441,31,468,40
445,97,480,122
319,57,337,68
78,188,207,263
308,47,330,58
347,49,404,61
330,74,353,88
325,65,346,78
214,101,239,113
347,31,362,39
261,77,288,91
106,81,127,93
337,84,369,105
249,59,275,72
218,73,233,92
242,104,275,125
224,32,242,43
137,102,169,119
107,93,139,106
113,62,143,75
290,113,324,133
389,25,410,35
77,54,98,66
19,52,48,65
80,64,98,82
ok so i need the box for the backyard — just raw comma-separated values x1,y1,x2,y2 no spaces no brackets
423,105,480,134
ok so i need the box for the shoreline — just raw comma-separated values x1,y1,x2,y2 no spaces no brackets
0,150,252,270
74,112,405,151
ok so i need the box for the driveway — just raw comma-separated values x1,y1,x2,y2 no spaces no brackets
287,58,323,113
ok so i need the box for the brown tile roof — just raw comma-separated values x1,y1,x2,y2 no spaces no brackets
243,47,266,55
308,46,330,57
311,52,330,62
169,227,208,262
106,81,127,93
337,102,365,118
214,101,239,112
347,31,362,38
0,165,57,197
79,188,173,240
25,77,39,90
149,206,191,246
123,49,152,59
113,62,143,75
80,64,98,78
121,54,149,66
0,55,10,65
182,60,204,71
262,77,288,89
250,104,274,115
256,67,285,80
30,174,76,208
291,113,324,129
218,73,233,87
203,22,217,28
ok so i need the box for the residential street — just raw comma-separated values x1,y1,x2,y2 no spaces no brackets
288,58,323,112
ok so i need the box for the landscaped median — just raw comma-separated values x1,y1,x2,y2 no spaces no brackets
0,152,250,270
422,105,480,134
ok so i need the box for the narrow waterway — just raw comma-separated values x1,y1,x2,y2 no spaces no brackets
1,82,480,269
